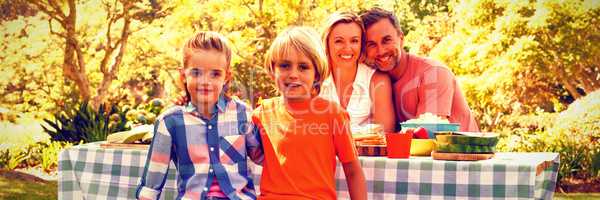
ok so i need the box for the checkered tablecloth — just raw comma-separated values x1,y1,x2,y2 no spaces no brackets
59,142,559,200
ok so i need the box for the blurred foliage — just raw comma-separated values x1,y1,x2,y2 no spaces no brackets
123,98,165,126
42,101,129,143
21,141,73,172
40,141,73,172
0,0,599,183
0,141,73,171
500,90,600,179
0,148,27,170
592,152,600,177
0,0,436,112
410,0,600,131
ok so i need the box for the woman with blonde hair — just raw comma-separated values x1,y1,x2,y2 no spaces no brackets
320,11,396,133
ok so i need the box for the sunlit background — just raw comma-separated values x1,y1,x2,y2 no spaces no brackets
0,0,598,199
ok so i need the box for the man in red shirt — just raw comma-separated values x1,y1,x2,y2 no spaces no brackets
360,8,480,132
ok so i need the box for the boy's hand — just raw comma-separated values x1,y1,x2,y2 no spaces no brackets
171,95,188,106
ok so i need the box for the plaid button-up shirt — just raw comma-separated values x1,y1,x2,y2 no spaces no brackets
137,97,263,200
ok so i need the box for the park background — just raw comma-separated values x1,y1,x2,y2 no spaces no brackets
0,0,598,199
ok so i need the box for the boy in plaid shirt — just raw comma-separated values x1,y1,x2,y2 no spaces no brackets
137,31,263,200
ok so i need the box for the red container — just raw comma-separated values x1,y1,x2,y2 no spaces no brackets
386,132,413,158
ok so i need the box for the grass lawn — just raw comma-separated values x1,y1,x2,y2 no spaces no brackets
555,193,600,200
0,170,599,200
0,171,57,200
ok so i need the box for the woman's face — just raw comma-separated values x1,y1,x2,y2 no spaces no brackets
327,22,362,67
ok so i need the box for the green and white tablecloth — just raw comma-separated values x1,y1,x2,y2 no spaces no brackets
59,142,559,200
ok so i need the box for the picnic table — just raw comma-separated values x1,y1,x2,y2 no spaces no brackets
59,142,559,199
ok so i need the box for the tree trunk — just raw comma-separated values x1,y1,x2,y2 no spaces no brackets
91,1,132,109
560,76,582,99
578,65,599,94
29,0,136,110
63,0,91,101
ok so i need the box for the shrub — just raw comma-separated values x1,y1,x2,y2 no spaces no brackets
0,149,9,169
40,141,74,172
500,90,600,179
548,90,600,178
124,98,165,125
0,147,27,170
0,141,75,171
42,101,130,143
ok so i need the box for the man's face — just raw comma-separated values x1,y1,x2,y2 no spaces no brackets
364,18,403,72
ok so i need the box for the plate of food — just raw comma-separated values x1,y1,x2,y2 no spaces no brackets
353,124,386,156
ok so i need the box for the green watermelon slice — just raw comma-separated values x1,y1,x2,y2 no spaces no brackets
435,143,497,153
436,132,499,146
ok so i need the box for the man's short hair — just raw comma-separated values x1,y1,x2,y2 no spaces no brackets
360,7,404,36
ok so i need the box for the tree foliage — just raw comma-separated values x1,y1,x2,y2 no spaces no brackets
407,0,600,130
1,0,598,132
1,0,421,112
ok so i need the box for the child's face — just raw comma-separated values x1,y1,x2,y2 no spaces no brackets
272,47,316,102
181,49,230,107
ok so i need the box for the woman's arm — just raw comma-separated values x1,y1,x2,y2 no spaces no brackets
370,71,396,132
342,159,367,200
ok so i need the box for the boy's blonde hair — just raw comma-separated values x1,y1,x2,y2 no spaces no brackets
321,11,366,62
264,26,329,94
182,31,233,69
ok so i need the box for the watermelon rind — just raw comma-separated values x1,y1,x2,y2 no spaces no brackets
435,143,496,153
436,134,499,146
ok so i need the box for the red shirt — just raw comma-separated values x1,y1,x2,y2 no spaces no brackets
391,53,479,131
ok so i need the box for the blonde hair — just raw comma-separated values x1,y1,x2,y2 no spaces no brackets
321,11,366,62
264,26,329,94
182,31,232,69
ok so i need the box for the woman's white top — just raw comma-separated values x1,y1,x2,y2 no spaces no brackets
319,63,376,133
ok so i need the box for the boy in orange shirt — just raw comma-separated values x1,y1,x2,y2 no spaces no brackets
253,26,367,200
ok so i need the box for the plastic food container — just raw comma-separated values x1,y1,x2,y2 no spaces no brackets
400,123,460,139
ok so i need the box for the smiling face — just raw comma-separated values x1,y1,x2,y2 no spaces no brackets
364,18,404,72
181,49,230,107
327,22,362,67
272,47,317,102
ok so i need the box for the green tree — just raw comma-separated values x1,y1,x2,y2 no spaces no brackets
0,13,72,114
152,0,384,106
414,0,600,129
2,0,431,113
24,0,167,109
